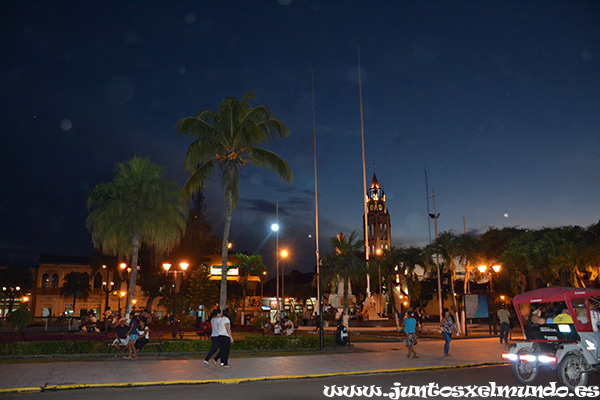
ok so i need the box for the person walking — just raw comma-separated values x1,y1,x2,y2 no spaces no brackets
204,309,221,365
217,308,234,368
497,304,511,344
441,308,458,356
403,311,419,358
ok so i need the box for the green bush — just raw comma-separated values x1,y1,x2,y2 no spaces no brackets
160,339,212,353
0,340,109,356
233,335,331,350
0,336,333,356
8,305,32,334
250,315,268,330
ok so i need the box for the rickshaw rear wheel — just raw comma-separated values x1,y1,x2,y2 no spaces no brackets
558,353,588,391
512,349,539,385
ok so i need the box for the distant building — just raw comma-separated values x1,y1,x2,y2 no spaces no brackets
364,173,392,255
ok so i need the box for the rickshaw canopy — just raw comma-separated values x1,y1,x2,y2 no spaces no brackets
513,287,600,337
514,287,600,305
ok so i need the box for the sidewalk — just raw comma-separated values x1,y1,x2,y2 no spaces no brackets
0,337,510,394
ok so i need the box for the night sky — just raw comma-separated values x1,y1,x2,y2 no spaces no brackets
1,1,599,274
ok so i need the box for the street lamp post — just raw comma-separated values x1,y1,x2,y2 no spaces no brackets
113,290,126,314
478,264,501,335
163,262,189,339
280,249,288,318
375,248,383,316
101,265,115,315
272,220,280,321
1,286,21,314
118,262,128,295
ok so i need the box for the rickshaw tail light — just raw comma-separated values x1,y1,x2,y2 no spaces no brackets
518,354,537,362
537,355,557,363
502,353,518,361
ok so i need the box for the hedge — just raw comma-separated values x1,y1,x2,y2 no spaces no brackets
0,336,333,356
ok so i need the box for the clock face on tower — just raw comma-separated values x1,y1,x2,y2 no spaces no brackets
378,204,383,211
369,204,374,211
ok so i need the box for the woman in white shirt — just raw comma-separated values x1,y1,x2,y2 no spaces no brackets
217,308,234,368
203,309,221,365
134,320,150,352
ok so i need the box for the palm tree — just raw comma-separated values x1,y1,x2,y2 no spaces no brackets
86,157,188,318
430,231,466,333
321,231,366,327
397,246,424,305
60,271,91,316
372,246,425,332
175,92,293,310
232,253,266,324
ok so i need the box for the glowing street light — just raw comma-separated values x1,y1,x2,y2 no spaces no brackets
272,206,281,320
281,249,289,317
478,264,502,335
163,261,190,339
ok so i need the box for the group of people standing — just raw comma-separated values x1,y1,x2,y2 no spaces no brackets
203,308,234,368
262,316,294,336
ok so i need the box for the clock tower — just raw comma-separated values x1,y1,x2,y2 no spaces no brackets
364,173,392,256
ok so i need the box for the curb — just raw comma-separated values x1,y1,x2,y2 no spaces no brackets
0,361,508,394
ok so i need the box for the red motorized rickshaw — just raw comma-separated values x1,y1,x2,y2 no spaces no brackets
502,287,600,391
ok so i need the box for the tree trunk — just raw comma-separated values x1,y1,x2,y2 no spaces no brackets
342,278,349,328
241,281,247,325
145,296,156,312
126,233,142,319
390,281,402,333
220,192,234,310
449,266,461,335
461,266,470,334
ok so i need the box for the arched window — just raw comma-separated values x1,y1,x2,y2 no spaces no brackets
42,274,50,288
93,273,103,289
51,274,59,288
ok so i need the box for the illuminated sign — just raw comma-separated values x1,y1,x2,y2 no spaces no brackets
210,266,239,276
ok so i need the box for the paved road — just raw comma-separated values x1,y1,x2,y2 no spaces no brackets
6,365,600,400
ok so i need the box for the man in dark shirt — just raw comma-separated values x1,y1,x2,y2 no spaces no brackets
112,318,129,357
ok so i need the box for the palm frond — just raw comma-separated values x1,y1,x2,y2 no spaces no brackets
249,148,293,184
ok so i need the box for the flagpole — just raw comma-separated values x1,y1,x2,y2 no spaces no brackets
311,63,324,350
358,46,371,300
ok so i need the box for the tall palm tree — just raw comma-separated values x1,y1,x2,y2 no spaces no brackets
232,253,266,324
397,246,424,304
86,157,188,318
431,231,466,333
322,231,366,327
175,92,293,310
60,271,91,316
372,246,425,332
